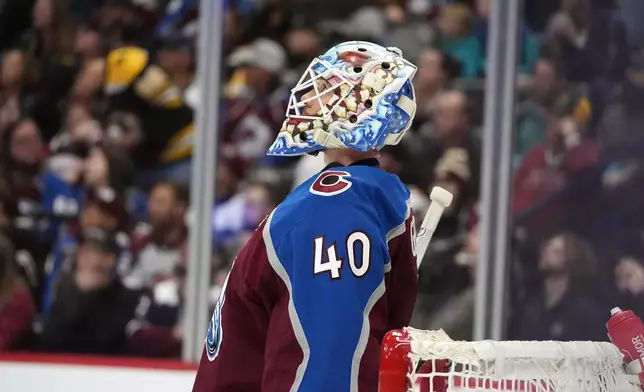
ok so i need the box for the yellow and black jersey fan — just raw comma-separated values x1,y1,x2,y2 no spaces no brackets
104,46,194,166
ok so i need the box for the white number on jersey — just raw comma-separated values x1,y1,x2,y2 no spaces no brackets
313,231,371,279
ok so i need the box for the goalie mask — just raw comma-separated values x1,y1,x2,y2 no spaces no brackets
266,41,417,156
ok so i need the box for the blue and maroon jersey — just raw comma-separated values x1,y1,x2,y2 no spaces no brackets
192,159,418,392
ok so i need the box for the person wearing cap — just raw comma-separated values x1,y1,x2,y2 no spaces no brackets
225,38,287,99
220,38,290,172
36,227,139,354
100,45,195,187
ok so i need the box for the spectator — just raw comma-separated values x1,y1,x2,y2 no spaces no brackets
421,221,478,341
214,158,244,204
513,105,599,216
238,0,297,45
330,0,439,62
27,0,76,80
379,145,410,176
67,0,102,26
403,90,481,198
524,0,561,32
127,240,235,358
47,140,89,189
26,28,86,140
1,118,47,294
80,186,129,233
515,56,591,164
222,39,289,171
127,242,189,358
0,0,34,53
0,235,35,351
74,23,102,62
155,38,195,90
213,179,277,252
70,57,104,108
509,232,605,341
597,49,644,149
415,147,472,311
473,0,540,76
433,148,472,223
127,242,230,359
155,0,200,40
614,250,644,318
37,227,139,354
546,0,629,83
102,46,195,187
64,103,93,136
0,50,29,131
438,3,481,78
126,182,188,291
42,185,130,313
47,113,105,189
226,38,287,99
96,0,150,49
1,118,79,302
412,49,461,127
242,180,276,227
2,118,44,182
283,27,322,87
84,141,135,192
383,2,439,62
619,0,644,48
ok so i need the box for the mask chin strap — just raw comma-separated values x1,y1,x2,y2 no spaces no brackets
311,127,346,149
384,94,417,146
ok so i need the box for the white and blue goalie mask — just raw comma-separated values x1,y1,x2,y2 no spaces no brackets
266,41,417,156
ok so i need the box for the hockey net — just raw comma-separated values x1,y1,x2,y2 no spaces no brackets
379,328,641,392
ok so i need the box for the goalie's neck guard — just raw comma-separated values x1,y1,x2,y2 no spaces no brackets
266,41,417,157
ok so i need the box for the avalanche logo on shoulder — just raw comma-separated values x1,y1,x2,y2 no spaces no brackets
206,292,225,361
310,170,352,196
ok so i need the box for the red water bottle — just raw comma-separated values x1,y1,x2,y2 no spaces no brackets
606,307,644,386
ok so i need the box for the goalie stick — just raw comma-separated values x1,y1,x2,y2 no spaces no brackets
415,187,454,268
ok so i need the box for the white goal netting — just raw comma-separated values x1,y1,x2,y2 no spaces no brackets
402,328,641,392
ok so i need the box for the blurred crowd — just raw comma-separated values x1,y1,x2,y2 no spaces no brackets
0,0,643,359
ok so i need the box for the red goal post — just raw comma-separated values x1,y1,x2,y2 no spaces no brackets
378,328,641,392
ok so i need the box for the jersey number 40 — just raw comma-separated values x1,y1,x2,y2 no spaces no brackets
313,231,371,280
